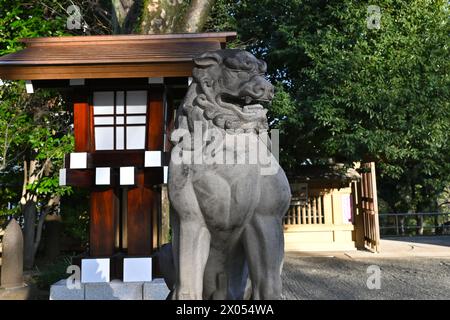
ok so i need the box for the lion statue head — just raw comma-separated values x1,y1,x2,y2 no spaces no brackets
178,49,274,134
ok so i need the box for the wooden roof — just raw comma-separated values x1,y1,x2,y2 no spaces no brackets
0,32,236,80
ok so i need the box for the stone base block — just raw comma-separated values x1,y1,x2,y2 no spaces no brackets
85,280,142,300
143,278,170,300
50,279,84,300
50,278,169,300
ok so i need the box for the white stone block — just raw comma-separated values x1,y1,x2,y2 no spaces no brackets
123,258,152,282
120,167,135,185
59,169,66,186
69,79,85,86
148,77,164,84
85,280,143,300
145,151,162,167
81,258,110,283
70,152,87,169
50,279,85,300
95,167,110,185
143,279,170,300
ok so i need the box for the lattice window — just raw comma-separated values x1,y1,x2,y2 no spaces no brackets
93,90,148,151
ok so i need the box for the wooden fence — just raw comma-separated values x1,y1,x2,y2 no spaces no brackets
284,195,326,226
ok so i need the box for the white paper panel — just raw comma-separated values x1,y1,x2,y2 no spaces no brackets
25,80,34,94
126,126,146,149
94,117,114,125
145,151,162,167
127,116,146,124
93,91,114,115
126,91,147,114
95,167,111,185
81,258,110,283
116,127,124,150
95,127,114,150
70,152,87,169
123,258,152,282
116,116,124,125
120,167,135,185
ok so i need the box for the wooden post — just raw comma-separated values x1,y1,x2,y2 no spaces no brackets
73,92,91,152
90,189,117,257
323,193,333,225
127,170,153,256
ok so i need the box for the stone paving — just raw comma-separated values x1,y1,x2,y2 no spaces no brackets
282,236,450,300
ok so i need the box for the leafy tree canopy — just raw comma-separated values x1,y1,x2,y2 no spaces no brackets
208,0,450,212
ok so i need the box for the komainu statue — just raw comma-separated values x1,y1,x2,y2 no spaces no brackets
168,49,291,300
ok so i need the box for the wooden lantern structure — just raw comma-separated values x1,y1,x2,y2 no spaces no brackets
0,32,236,277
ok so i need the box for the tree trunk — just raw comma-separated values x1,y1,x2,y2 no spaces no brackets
112,0,216,35
21,157,59,269
139,0,189,34
111,0,141,34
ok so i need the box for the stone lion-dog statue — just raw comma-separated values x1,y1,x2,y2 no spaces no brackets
168,49,291,300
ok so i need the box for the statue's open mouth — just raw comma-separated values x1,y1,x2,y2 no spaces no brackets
221,93,269,112
215,93,269,128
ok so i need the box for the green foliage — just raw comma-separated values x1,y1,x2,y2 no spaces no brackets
34,255,72,290
60,188,90,244
210,0,450,213
205,0,237,33
0,81,74,207
0,0,68,55
0,1,74,217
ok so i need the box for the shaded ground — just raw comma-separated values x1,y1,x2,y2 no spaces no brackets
282,254,450,300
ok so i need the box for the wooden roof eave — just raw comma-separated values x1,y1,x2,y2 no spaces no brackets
0,61,197,80
0,32,236,81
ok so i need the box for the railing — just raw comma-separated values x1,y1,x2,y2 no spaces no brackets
379,212,450,236
284,195,325,225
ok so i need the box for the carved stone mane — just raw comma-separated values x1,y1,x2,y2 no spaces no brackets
176,49,274,135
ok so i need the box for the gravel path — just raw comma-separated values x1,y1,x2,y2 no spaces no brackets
282,254,450,300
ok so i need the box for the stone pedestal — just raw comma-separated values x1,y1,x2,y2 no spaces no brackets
49,278,169,300
143,278,171,300
50,280,84,300
1,219,24,289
